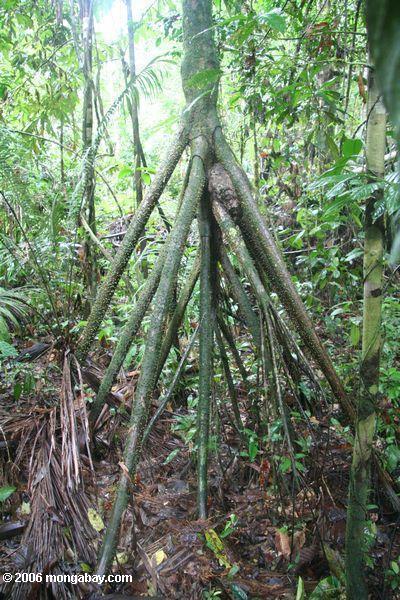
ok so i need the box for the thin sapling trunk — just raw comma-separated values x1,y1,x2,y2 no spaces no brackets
125,0,143,208
345,65,386,600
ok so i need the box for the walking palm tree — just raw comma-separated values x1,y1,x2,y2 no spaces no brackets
75,0,362,574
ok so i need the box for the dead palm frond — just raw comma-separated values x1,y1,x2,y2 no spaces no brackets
0,353,99,600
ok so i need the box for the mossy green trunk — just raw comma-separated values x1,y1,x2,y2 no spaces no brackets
181,0,220,134
345,67,386,600
197,193,214,518
213,201,271,320
81,0,97,303
156,251,201,380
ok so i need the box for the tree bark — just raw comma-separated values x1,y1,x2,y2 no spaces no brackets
90,242,168,423
345,65,386,600
81,0,97,304
156,251,200,380
125,0,143,208
197,192,214,518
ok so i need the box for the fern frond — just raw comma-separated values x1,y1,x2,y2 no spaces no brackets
0,286,30,327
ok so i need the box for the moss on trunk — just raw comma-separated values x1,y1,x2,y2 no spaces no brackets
345,67,386,600
197,192,214,518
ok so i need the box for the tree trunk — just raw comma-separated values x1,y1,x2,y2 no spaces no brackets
81,0,97,305
197,192,214,518
91,0,358,573
156,252,200,379
345,65,386,600
125,0,143,208
90,242,168,423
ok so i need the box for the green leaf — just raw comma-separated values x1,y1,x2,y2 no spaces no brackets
0,317,10,342
0,485,16,502
248,438,258,462
344,248,363,263
229,92,242,108
296,576,305,600
309,575,341,598
325,134,340,161
23,373,35,394
141,171,151,185
342,138,362,158
391,560,400,575
231,583,248,600
87,508,105,532
228,564,240,578
279,457,292,473
386,445,400,472
350,322,360,347
163,448,180,464
205,528,231,569
367,0,400,134
330,307,344,318
259,9,286,33
220,513,238,538
118,165,133,179
13,382,22,401
0,340,18,359
80,563,92,573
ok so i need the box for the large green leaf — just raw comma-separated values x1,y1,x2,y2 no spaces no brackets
0,340,18,359
342,137,363,159
259,9,286,33
0,485,16,502
186,68,222,90
367,1,400,134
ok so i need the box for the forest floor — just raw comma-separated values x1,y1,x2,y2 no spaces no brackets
0,339,399,600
